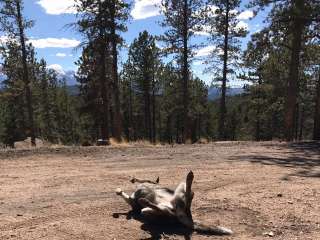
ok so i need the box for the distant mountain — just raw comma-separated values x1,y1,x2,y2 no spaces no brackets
64,85,245,100
1,68,245,101
0,68,77,85
208,87,245,100
57,70,77,85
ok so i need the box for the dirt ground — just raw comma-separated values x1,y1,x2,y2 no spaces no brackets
0,142,319,240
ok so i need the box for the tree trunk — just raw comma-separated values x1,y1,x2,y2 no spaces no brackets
299,106,304,141
198,114,201,141
176,117,180,143
152,72,156,144
166,114,173,144
191,118,197,143
285,0,305,141
128,77,133,141
40,69,53,142
98,23,109,142
158,102,162,142
182,0,190,143
143,77,152,141
294,104,300,140
110,1,122,142
313,71,320,140
255,77,262,141
16,0,36,147
110,106,115,137
219,0,230,140
255,117,261,141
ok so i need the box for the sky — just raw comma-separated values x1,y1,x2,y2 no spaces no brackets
1,0,269,87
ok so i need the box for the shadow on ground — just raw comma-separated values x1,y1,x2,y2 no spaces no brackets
112,211,228,240
230,142,320,179
113,211,193,240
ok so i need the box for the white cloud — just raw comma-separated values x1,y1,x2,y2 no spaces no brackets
193,7,253,36
0,36,9,46
131,0,162,20
0,36,80,49
236,21,249,31
237,10,254,20
195,45,216,57
48,64,65,75
195,45,225,58
37,0,76,15
29,38,80,48
56,53,67,57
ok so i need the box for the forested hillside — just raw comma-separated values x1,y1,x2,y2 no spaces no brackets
0,0,319,147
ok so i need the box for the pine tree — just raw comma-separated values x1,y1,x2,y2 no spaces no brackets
120,63,135,141
314,71,320,140
160,0,203,143
74,1,111,143
248,0,320,140
109,0,130,142
34,60,65,142
203,0,248,140
55,78,80,144
0,0,36,146
303,36,320,140
188,76,209,142
158,64,182,143
242,30,270,140
0,99,17,148
75,43,109,143
125,31,160,142
74,0,129,143
0,39,30,146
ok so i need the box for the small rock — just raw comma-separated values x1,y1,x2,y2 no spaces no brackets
277,193,283,197
263,231,274,237
17,214,23,217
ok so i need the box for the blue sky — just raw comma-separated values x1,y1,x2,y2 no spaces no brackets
2,0,269,86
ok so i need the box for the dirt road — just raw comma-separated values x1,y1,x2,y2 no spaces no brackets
0,142,319,239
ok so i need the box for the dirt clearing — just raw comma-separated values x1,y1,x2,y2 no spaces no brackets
0,142,319,240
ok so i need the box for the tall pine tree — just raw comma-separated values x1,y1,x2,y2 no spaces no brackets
248,0,320,140
203,0,248,139
125,31,160,142
74,0,129,143
160,0,203,143
0,0,36,146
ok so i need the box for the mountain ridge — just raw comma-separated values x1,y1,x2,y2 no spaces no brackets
1,70,245,100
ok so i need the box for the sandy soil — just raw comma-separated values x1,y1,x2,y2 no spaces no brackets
0,142,319,240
